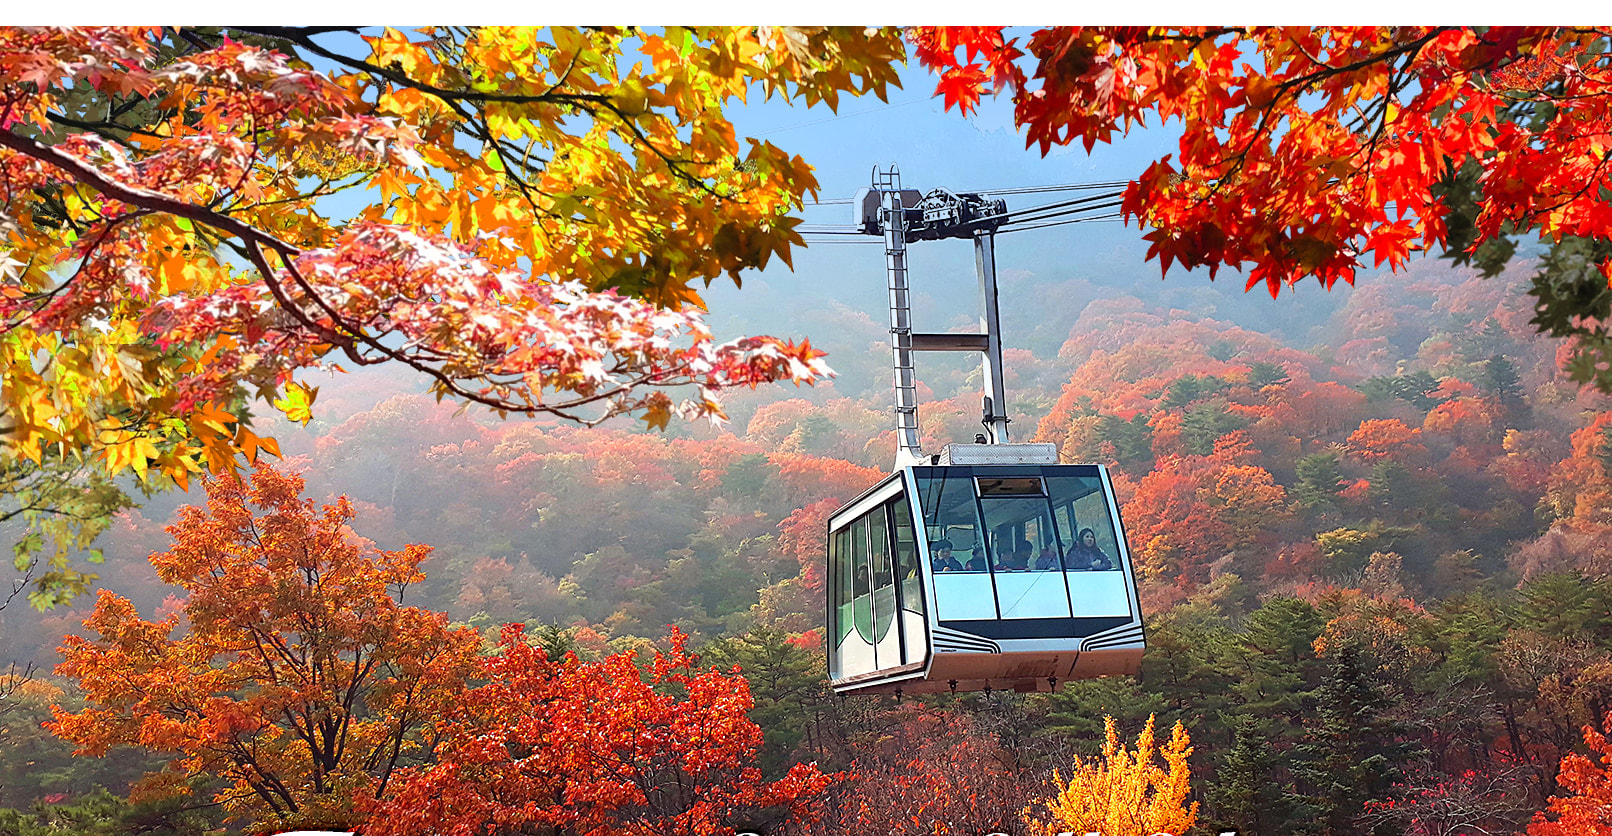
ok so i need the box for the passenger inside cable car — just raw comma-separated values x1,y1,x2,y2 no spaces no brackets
915,467,1130,624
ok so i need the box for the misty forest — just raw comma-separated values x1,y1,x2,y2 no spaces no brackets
8,25,1612,836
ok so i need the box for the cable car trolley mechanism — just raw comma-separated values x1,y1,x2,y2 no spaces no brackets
827,167,1144,696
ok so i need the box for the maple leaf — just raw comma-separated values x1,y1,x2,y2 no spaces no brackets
934,62,989,116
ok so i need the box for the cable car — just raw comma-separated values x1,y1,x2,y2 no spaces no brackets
827,443,1143,694
827,167,1144,695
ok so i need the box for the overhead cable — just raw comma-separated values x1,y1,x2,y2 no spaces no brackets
998,212,1127,233
802,180,1130,207
998,200,1126,228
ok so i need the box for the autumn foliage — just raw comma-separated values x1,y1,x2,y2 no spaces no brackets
1529,713,1612,836
365,624,833,836
1,26,905,603
913,28,1607,292
914,27,1612,392
799,705,1031,836
48,465,482,832
1028,715,1197,836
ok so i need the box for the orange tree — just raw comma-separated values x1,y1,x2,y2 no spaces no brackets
47,464,483,833
1027,714,1197,836
0,26,904,605
1529,712,1612,836
363,623,833,836
914,28,1612,388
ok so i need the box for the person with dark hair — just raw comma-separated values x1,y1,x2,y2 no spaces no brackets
930,538,963,572
998,539,1033,572
965,547,988,572
853,563,873,595
1063,527,1114,571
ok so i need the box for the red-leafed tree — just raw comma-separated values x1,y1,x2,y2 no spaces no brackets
1528,713,1612,836
48,464,483,833
913,27,1612,391
364,624,834,836
778,497,842,591
798,704,1030,836
1347,418,1427,465
770,454,883,512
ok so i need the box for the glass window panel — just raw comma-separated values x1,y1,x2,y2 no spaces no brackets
1045,475,1123,572
916,471,999,620
888,496,928,666
979,493,1071,618
889,497,924,617
980,495,1053,573
851,517,873,644
869,507,894,641
1053,503,1073,543
829,527,847,680
1045,473,1130,618
976,476,1046,496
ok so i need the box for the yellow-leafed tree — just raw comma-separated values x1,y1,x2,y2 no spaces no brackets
1028,714,1198,836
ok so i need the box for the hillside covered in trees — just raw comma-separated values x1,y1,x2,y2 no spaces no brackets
7,255,1612,835
13,24,1612,836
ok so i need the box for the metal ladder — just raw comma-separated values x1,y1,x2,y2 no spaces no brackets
877,166,923,466
870,165,1011,469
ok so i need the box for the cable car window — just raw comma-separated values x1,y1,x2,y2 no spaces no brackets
1052,504,1074,545
915,471,997,620
888,497,924,618
978,492,1073,619
851,515,874,644
868,507,896,644
1045,474,1131,618
887,495,927,666
829,527,847,680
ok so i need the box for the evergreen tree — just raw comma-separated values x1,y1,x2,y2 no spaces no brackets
1480,355,1525,407
1517,573,1612,647
1361,371,1443,412
1293,452,1348,510
1366,460,1414,511
1097,414,1155,472
1181,399,1249,456
1210,714,1296,836
1293,644,1426,836
722,452,777,499
1163,375,1207,410
1233,598,1327,724
702,626,831,775
1247,361,1292,388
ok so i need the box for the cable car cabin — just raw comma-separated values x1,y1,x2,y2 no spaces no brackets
827,444,1144,695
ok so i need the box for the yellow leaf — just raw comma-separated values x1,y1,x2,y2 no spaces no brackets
273,381,319,426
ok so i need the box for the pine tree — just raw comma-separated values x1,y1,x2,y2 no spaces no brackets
1293,452,1348,511
702,626,831,775
1247,361,1292,388
1293,644,1426,836
1480,355,1525,407
1211,714,1295,836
